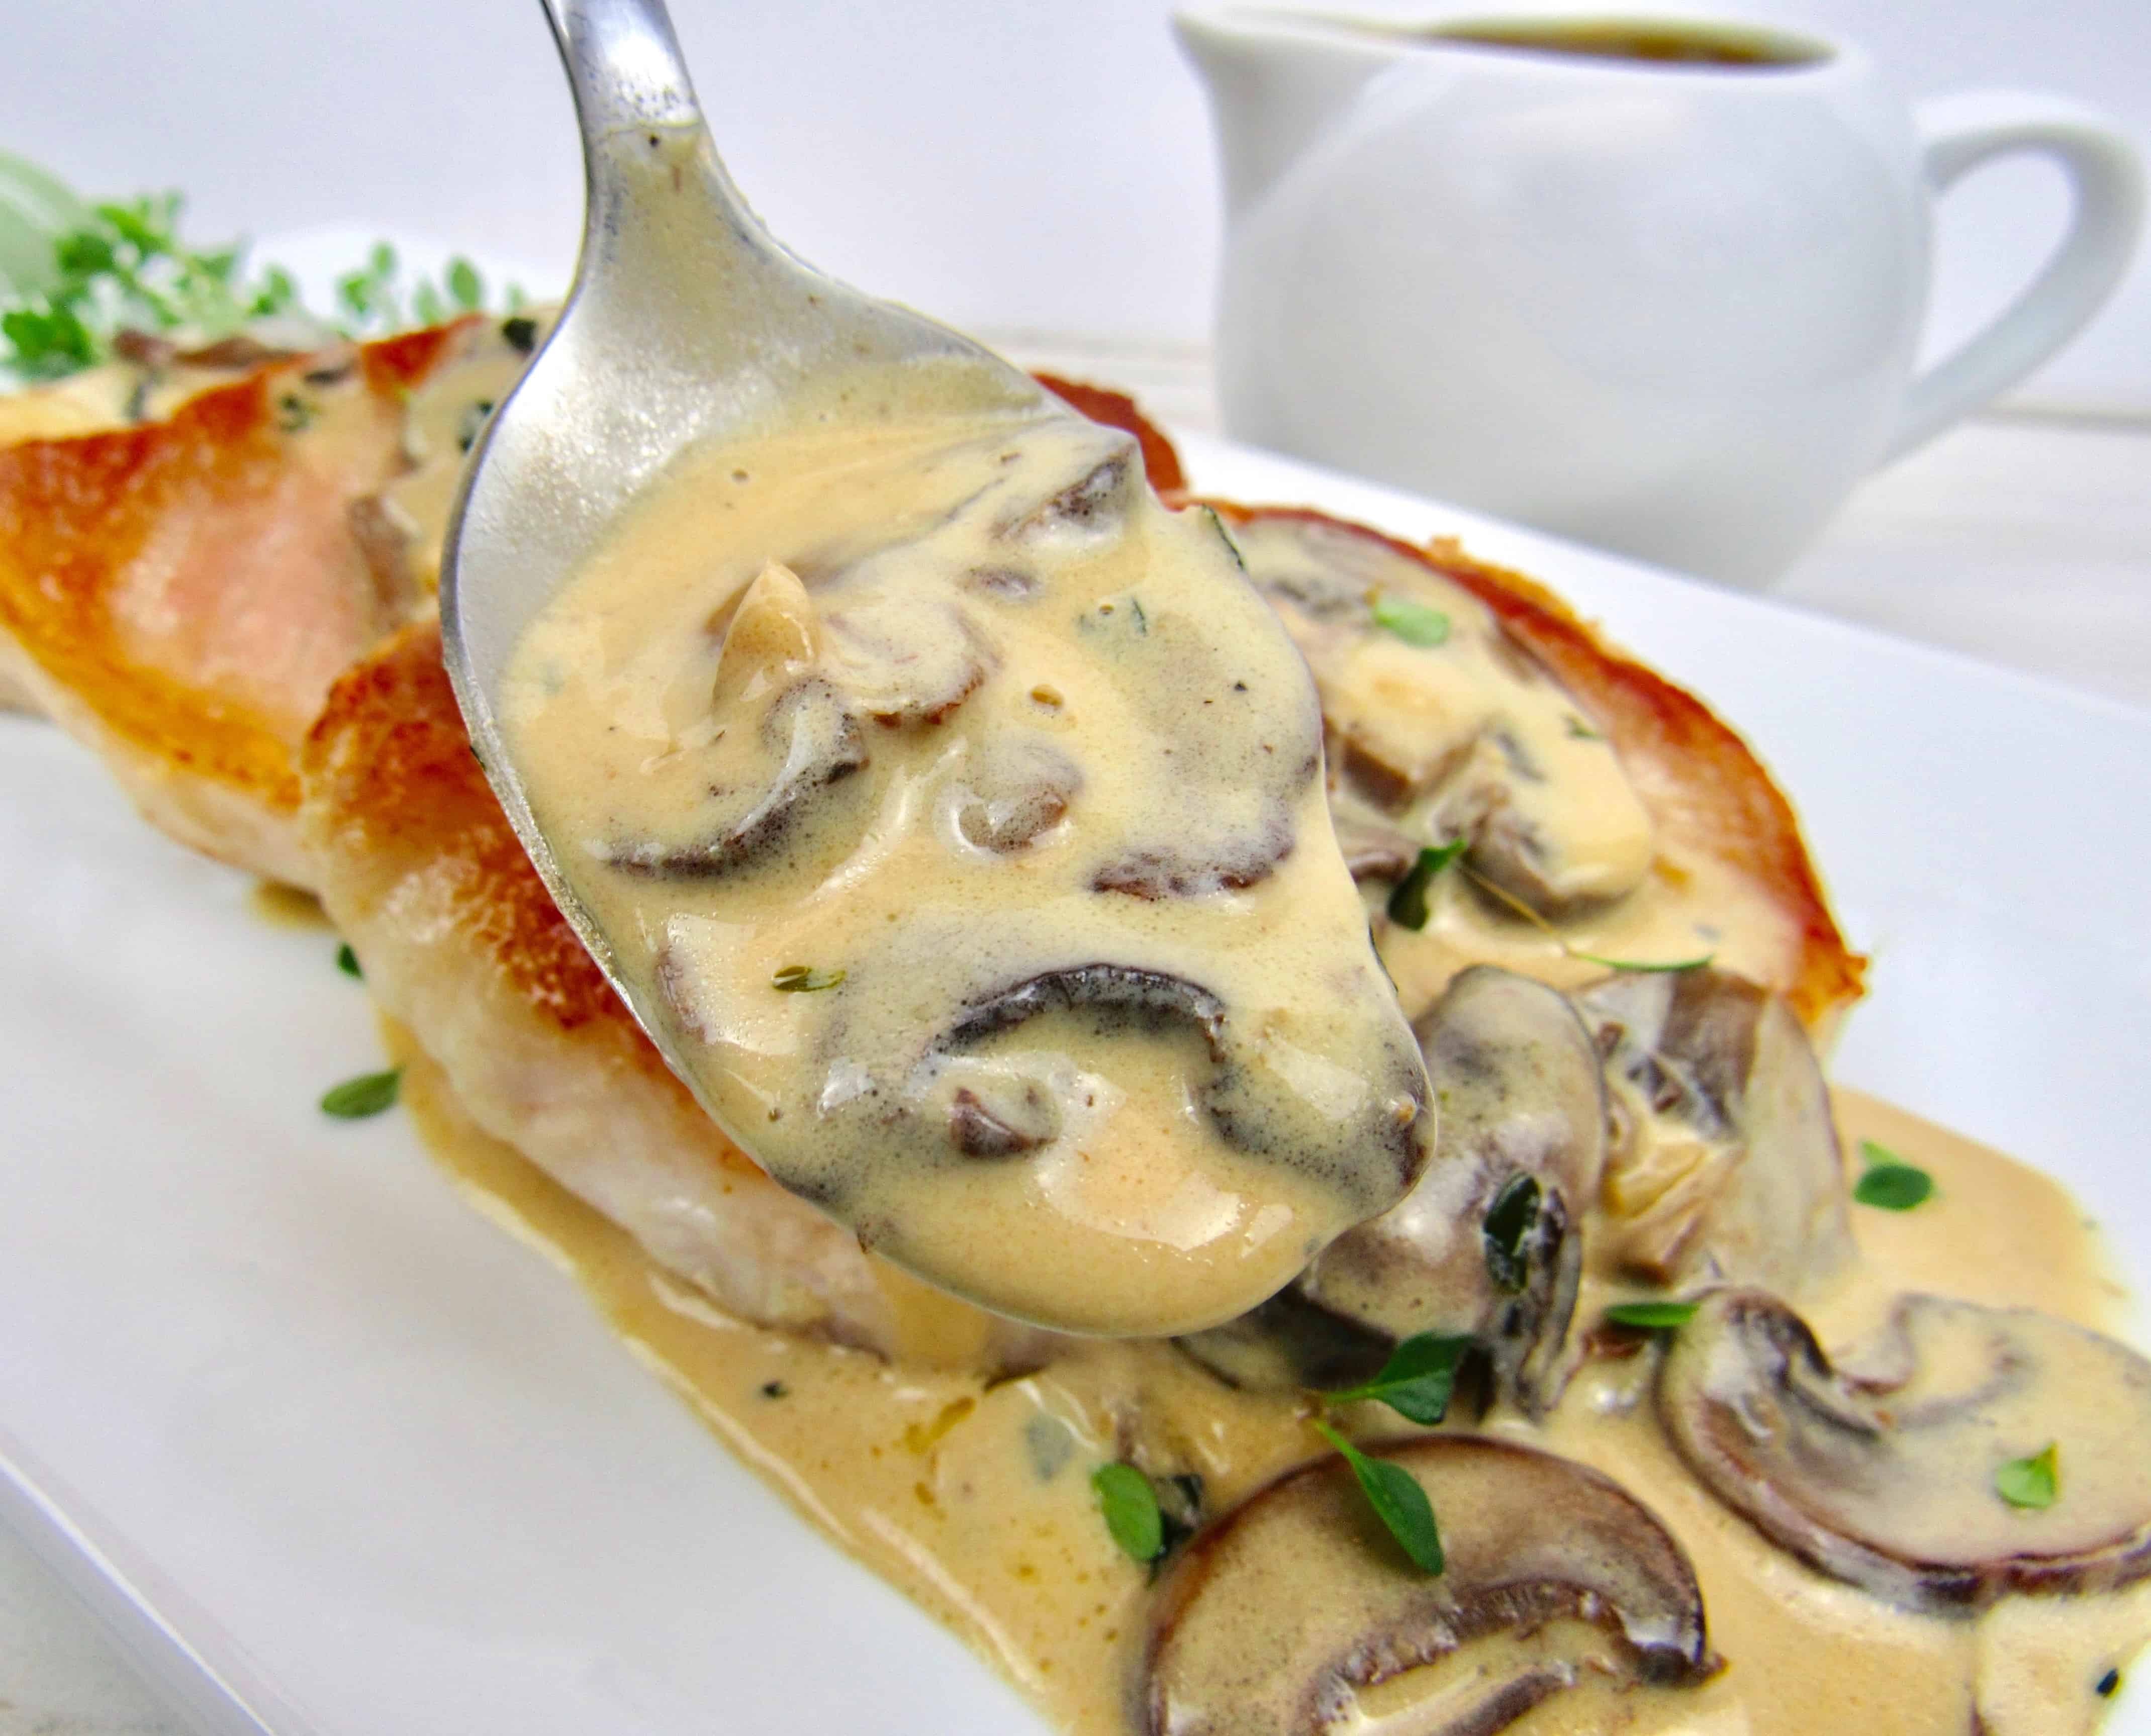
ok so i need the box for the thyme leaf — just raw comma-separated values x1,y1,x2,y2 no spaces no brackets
1313,1421,1444,1575
320,1068,401,1119
771,965,846,993
1092,1461,1165,1563
1370,593,1451,648
1321,1332,1472,1425
1604,1300,1699,1331
1996,1442,2060,1511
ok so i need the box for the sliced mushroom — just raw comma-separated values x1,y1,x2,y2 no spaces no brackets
1659,1290,2151,1611
1332,813,1421,884
1225,511,1655,917
1578,968,1854,1297
1174,1287,1394,1393
1145,1435,1714,1736
949,734,1080,853
1091,806,1294,899
820,590,994,726
605,676,866,877
1004,448,1135,540
1290,967,1605,1415
940,963,1228,1055
935,962,1425,1210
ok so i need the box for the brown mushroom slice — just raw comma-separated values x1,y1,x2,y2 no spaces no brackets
1080,602,1319,901
1293,967,1605,1414
1173,1287,1395,1392
947,733,1080,853
603,675,867,877
820,588,994,726
1659,1290,2151,1611
1577,968,1854,1296
1145,1436,1714,1736
1224,511,1655,917
1004,447,1137,540
1333,814,1421,884
935,962,1424,1202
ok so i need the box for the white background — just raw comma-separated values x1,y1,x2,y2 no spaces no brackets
1,0,2146,413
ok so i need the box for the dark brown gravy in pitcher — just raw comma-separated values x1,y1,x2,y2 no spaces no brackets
1423,16,1827,68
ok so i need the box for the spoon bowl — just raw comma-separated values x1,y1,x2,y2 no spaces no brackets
442,0,1050,1008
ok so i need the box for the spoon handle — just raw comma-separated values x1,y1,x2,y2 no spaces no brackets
542,0,766,252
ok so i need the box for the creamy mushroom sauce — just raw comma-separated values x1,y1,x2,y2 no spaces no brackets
389,1022,2147,1736
501,400,1429,1335
1224,513,1801,1019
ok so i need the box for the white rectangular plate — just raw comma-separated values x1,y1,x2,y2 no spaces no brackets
3,430,2146,1735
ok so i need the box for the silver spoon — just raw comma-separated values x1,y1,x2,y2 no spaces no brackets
441,0,1054,1015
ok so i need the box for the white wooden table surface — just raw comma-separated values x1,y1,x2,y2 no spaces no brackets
5,340,2148,1734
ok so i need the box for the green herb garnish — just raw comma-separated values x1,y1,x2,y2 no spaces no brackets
1604,1300,1700,1331
1996,1442,2060,1510
1853,1138,1934,1211
335,942,361,979
1385,838,1467,931
1569,950,1716,974
1092,1461,1165,1563
501,314,538,354
320,1068,401,1119
1482,1172,1541,1294
1322,1332,1471,1425
1370,593,1451,648
771,965,846,993
0,155,524,383
1563,715,1603,741
1313,1421,1443,1574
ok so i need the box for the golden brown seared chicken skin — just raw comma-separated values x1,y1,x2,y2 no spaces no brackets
0,314,528,887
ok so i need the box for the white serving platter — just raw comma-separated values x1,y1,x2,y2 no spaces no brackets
2,429,2146,1736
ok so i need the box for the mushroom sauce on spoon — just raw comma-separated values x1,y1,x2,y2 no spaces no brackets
501,393,1430,1334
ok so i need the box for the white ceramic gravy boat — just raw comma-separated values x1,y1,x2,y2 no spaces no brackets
1177,8,2143,587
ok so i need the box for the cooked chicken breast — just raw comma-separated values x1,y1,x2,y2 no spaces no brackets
0,314,536,886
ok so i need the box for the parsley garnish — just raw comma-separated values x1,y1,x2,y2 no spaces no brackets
1370,593,1451,648
1569,950,1716,974
1481,1172,1541,1294
335,942,362,979
771,965,846,993
1092,1461,1165,1563
320,1068,401,1119
1385,838,1467,931
0,154,525,383
1320,1332,1470,1425
1563,715,1603,741
1604,1300,1699,1331
1996,1442,2060,1510
1853,1138,1934,1211
1313,1421,1444,1574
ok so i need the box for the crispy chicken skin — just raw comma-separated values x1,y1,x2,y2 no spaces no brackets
0,319,485,886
